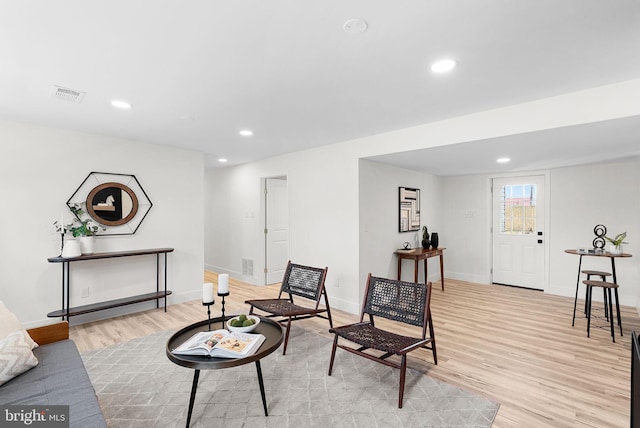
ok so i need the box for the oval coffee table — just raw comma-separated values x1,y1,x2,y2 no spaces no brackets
166,317,283,427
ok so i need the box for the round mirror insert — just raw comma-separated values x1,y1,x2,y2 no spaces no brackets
86,182,139,226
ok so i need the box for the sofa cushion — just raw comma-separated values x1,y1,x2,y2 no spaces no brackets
0,300,37,349
0,340,106,428
0,330,39,386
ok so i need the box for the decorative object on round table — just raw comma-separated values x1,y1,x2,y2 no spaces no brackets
605,231,628,255
227,315,260,333
421,226,430,249
430,232,439,250
592,224,606,249
608,245,623,255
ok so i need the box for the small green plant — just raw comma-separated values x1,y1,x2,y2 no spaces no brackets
605,232,628,247
66,204,105,237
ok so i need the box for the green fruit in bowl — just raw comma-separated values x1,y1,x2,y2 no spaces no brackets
228,314,258,329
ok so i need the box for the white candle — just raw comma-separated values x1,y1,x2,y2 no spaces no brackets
202,282,214,303
218,274,229,295
60,212,65,233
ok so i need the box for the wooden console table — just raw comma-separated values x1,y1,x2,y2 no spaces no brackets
395,248,446,291
47,248,174,319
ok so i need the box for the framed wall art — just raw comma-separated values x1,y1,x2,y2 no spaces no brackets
399,187,420,232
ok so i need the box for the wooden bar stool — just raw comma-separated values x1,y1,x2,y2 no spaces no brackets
583,279,622,342
573,270,611,326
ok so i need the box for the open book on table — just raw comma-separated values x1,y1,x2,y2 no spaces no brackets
173,329,266,358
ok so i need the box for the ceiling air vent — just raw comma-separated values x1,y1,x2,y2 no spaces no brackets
51,85,86,104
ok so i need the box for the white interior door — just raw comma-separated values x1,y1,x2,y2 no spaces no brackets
265,177,289,284
492,175,545,289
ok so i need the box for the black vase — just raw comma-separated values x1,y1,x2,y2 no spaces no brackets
422,239,430,249
430,232,439,249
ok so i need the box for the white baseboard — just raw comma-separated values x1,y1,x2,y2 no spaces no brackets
204,264,261,286
444,271,491,285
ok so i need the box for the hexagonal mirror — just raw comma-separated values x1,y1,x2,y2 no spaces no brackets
67,172,152,235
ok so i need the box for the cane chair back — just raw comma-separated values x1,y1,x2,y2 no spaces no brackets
246,261,332,355
280,262,326,307
328,274,436,408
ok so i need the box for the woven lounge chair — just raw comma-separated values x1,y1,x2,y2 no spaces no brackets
245,261,332,355
328,274,437,408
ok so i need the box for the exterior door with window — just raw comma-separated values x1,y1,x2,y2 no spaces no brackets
492,175,545,289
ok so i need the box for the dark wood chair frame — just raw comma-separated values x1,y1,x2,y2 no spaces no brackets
572,269,611,326
245,260,332,355
583,279,622,342
328,274,437,408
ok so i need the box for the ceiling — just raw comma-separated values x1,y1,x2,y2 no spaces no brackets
1,1,639,173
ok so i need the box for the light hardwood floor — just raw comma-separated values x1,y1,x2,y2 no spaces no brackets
70,272,640,428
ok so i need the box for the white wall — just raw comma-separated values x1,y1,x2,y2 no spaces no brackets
358,159,443,296
205,146,361,314
358,159,640,309
440,175,492,284
0,120,205,327
204,80,640,315
548,160,639,305
436,160,640,307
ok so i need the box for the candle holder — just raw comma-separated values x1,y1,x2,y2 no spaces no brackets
217,292,229,328
202,301,214,331
59,232,65,257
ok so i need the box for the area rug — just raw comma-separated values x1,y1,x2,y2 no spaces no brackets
81,328,498,427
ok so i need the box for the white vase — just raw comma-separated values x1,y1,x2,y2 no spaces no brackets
608,244,622,255
61,239,82,258
79,236,95,255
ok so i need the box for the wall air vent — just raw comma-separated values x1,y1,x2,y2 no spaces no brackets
242,258,254,277
51,85,86,104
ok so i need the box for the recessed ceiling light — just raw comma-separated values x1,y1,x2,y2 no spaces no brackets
496,157,511,163
430,59,457,73
218,158,228,163
111,100,131,109
239,130,253,137
343,18,368,34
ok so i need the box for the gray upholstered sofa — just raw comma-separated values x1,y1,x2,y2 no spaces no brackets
0,322,106,428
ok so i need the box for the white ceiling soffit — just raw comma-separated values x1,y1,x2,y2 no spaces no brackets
365,116,640,176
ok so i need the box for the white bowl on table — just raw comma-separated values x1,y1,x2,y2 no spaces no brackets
226,315,260,333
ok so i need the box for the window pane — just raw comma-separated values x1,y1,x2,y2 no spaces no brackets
500,184,536,235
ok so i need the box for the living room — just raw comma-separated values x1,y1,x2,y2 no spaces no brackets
1,2,640,427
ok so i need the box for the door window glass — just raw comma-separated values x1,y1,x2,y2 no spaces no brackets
499,184,536,235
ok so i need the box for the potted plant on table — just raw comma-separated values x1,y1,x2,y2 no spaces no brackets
605,232,628,255
67,204,105,255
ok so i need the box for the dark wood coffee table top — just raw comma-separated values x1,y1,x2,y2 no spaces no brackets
166,317,283,370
